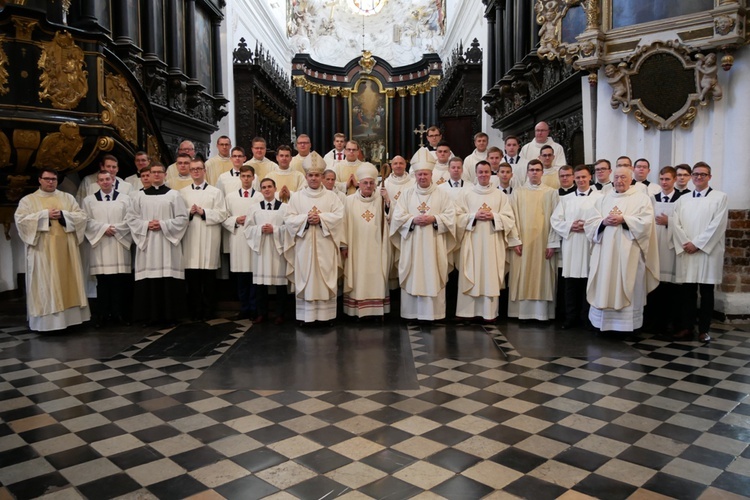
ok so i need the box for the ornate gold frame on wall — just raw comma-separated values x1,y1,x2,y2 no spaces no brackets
533,0,748,130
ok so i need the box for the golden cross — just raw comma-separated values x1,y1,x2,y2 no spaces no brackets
417,201,430,214
308,206,321,216
361,210,374,222
609,206,622,216
413,123,427,147
436,177,446,185
394,191,401,200
479,203,491,212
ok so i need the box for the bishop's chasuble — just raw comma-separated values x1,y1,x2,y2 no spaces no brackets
585,187,659,331
390,183,456,320
342,190,391,317
455,184,516,320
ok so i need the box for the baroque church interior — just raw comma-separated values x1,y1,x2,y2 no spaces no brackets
1,0,750,498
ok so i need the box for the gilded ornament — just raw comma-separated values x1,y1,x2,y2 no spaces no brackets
0,37,9,96
38,31,89,110
680,106,697,129
0,130,10,167
634,110,649,129
34,121,83,171
293,75,306,87
12,17,37,40
102,72,138,145
147,134,161,163
5,175,29,203
359,50,376,74
12,129,40,172
339,88,351,99
535,0,569,59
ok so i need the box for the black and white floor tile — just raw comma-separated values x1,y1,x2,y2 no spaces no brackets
0,314,748,499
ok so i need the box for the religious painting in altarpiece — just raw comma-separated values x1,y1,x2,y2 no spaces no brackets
349,76,388,165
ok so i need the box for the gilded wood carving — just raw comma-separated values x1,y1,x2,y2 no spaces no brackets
0,37,9,96
12,129,40,172
34,122,83,171
38,31,88,110
102,72,137,145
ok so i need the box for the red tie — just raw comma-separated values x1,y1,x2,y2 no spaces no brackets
243,190,248,198
337,152,342,161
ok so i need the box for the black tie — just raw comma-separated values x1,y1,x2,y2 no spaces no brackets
509,157,514,164
105,194,110,201
695,192,701,198
663,196,669,203
579,192,585,196
266,202,271,210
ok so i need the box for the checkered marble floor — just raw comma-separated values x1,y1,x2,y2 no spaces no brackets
1,318,749,499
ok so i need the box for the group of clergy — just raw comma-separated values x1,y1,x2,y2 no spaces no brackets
15,127,727,344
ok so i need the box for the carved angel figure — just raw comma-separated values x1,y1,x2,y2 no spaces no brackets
605,64,629,110
695,53,723,102
536,0,568,57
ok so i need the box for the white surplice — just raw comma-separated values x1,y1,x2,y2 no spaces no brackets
82,192,133,275
223,188,262,273
127,186,189,280
671,189,728,284
245,199,288,285
550,190,603,278
180,184,228,270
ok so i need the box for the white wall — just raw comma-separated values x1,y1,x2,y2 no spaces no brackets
594,49,750,210
441,0,503,147
210,1,293,153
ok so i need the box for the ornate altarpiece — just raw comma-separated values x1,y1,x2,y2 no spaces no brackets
291,52,442,165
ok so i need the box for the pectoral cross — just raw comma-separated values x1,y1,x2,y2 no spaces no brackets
436,177,446,185
413,123,427,147
308,206,321,216
361,210,374,222
417,201,430,214
479,203,491,212
609,206,622,216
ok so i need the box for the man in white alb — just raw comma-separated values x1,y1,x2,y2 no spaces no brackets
284,164,345,323
585,166,659,332
519,121,566,166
